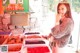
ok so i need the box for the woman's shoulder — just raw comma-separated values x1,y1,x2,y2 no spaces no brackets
63,18,73,22
64,17,71,20
61,18,74,26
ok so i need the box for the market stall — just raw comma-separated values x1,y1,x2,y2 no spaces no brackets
0,0,53,53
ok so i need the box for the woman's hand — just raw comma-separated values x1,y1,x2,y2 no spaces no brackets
56,14,61,25
42,35,48,39
42,34,53,40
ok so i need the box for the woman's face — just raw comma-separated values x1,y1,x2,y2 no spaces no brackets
58,4,67,16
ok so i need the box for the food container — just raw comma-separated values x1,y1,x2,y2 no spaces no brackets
23,37,52,53
8,44,22,53
0,35,9,45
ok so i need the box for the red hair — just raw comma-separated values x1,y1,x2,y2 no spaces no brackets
57,3,72,19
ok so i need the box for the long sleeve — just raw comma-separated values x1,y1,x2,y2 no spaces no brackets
51,18,74,38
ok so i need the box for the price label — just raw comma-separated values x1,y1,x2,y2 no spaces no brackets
0,45,8,53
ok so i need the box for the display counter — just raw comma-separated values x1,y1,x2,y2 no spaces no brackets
0,35,52,53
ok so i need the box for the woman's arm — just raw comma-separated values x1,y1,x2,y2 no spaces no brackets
55,14,61,25
51,18,74,38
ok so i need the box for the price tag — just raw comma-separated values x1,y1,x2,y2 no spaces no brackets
0,45,8,53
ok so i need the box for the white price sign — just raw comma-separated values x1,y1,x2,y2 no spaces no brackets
0,45,8,53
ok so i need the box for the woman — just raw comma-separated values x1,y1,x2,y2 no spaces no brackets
49,2,74,53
